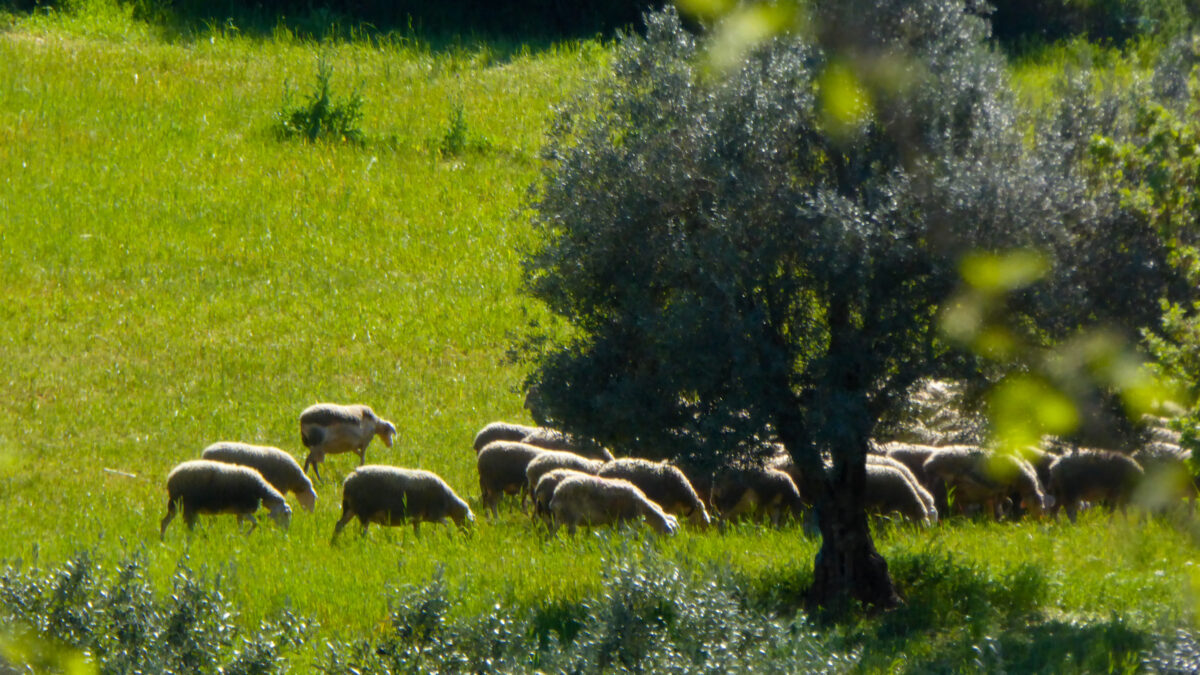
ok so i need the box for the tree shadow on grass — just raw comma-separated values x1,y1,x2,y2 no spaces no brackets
849,550,1151,673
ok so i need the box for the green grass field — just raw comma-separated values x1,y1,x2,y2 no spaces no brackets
2,3,1199,671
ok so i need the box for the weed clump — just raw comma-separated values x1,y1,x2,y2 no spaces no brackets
276,57,365,144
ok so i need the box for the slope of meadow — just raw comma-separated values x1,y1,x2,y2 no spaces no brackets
1,4,1199,671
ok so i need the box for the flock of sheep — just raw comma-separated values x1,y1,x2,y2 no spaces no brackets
159,396,1198,541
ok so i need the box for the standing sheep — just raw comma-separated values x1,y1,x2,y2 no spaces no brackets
300,403,397,481
160,460,291,539
201,442,317,512
476,441,547,516
525,450,605,498
532,468,593,524
1048,450,1145,523
597,458,711,527
520,428,615,462
879,441,949,514
863,462,938,525
548,474,678,536
331,465,474,540
1133,442,1197,508
923,447,1045,520
473,421,540,454
710,466,806,527
866,454,938,521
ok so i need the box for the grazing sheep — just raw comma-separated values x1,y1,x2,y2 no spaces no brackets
879,441,949,513
1133,443,1197,508
1048,450,1145,523
532,468,593,524
300,403,397,481
331,465,473,540
548,474,678,536
597,458,711,526
923,447,1046,520
160,460,291,539
525,450,604,498
520,428,615,462
476,441,547,516
866,454,937,520
864,462,938,525
201,442,317,512
473,421,540,454
710,466,806,526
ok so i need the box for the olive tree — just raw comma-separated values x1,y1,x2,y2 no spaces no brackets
519,2,1176,611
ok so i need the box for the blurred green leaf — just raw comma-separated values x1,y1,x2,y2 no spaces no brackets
674,0,737,20
960,250,1049,293
707,4,802,73
988,375,1079,451
819,61,872,139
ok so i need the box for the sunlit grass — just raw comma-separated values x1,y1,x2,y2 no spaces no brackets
1,3,1198,670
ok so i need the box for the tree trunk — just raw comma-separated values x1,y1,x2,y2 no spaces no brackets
805,487,901,615
772,384,901,616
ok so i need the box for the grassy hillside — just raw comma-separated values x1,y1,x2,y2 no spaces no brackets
1,3,1199,671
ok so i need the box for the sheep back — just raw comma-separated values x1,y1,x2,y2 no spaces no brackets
549,474,677,535
1048,450,1144,521
864,463,937,525
473,421,539,454
201,442,317,512
334,465,473,538
520,428,615,462
598,458,710,526
525,450,603,496
710,466,805,526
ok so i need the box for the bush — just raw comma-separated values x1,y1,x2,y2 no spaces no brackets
276,58,365,145
0,552,312,674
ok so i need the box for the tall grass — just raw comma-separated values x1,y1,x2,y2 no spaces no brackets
1,2,1198,671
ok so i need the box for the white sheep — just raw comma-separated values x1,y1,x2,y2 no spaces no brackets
597,457,711,527
520,428,616,461
878,441,948,512
476,441,548,516
473,421,540,454
548,474,678,536
331,465,474,540
532,468,593,524
299,403,397,481
160,459,291,539
863,462,938,525
1047,449,1145,523
866,454,937,521
525,450,604,499
201,441,317,512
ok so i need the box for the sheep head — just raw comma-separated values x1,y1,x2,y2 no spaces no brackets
297,488,317,513
269,502,292,530
377,421,397,448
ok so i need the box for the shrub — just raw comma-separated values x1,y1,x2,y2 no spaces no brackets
276,57,365,144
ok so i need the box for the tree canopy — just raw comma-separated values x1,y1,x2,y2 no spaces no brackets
519,0,1183,610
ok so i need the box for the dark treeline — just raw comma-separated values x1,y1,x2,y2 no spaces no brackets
2,0,1197,45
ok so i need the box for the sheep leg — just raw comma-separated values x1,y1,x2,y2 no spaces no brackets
160,499,178,540
355,446,366,466
241,513,258,534
304,451,323,482
331,511,354,543
412,521,421,536
183,509,199,532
